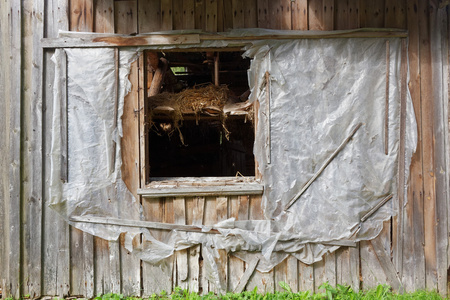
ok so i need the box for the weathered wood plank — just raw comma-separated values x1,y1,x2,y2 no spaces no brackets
244,0,258,28
274,258,288,292
430,4,448,295
174,0,185,29
360,240,388,290
334,0,349,30
222,0,233,30
246,195,274,293
174,196,189,289
313,258,325,293
359,0,384,28
183,0,196,29
418,0,438,291
404,0,424,292
322,0,334,30
256,0,269,28
21,0,45,296
232,0,245,28
114,1,138,34
308,0,323,30
285,256,298,293
347,0,359,29
69,0,94,32
384,0,406,29
138,0,161,33
336,246,360,292
161,0,173,31
291,0,308,30
201,197,217,293
187,197,205,292
70,230,94,297
94,0,114,33
233,258,260,293
298,261,314,294
228,196,248,292
4,0,22,297
139,184,264,198
205,0,218,32
370,238,403,292
215,196,228,293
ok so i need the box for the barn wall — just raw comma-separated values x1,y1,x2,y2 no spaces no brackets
0,0,448,298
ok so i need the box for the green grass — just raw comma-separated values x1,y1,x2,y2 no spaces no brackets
3,283,447,300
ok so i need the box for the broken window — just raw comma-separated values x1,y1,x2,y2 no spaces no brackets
145,51,255,179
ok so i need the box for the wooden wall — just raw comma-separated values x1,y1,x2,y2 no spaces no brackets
0,0,449,298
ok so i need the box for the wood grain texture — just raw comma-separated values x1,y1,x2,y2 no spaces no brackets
336,246,360,292
174,197,189,289
228,196,249,292
244,0,258,28
360,240,388,290
187,197,205,292
430,4,448,296
359,0,384,28
161,0,173,31
322,0,335,30
69,0,94,32
22,0,44,296
291,0,308,30
138,0,161,33
114,1,137,34
216,197,228,293
404,0,425,292
205,0,218,32
298,261,314,293
183,0,196,29
370,238,403,292
70,230,94,298
246,195,274,293
257,0,269,28
384,0,406,29
232,0,245,28
334,0,349,30
94,0,114,33
308,0,323,30
418,0,438,291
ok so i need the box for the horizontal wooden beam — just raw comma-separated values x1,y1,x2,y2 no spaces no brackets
41,29,408,49
138,183,264,198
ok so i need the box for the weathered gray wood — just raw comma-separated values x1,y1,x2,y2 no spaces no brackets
174,197,189,289
188,197,205,292
0,0,11,294
233,258,260,293
336,247,360,292
430,5,449,296
298,261,314,293
4,0,23,298
274,257,287,292
285,256,298,293
370,238,403,292
41,34,201,48
360,240,388,290
201,197,217,293
41,29,409,49
228,196,248,292
139,183,263,198
22,0,45,296
313,258,325,293
215,196,228,293
119,233,141,296
70,230,95,298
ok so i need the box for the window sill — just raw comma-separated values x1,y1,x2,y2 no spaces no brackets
138,177,263,198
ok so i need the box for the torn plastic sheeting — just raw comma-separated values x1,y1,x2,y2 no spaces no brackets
48,36,416,292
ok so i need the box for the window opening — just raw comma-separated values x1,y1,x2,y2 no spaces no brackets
146,50,255,179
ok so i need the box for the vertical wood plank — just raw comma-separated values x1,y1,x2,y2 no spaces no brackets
118,52,141,297
246,195,274,293
3,0,22,298
360,240,388,290
347,0,359,29
244,0,258,28
298,261,314,293
174,197,189,289
323,0,335,30
418,0,438,291
232,0,245,28
286,256,298,293
292,0,308,30
430,3,448,295
201,197,217,293
222,0,233,30
114,1,138,34
403,0,424,292
274,258,287,292
359,0,384,28
161,0,173,31
215,197,228,293
308,0,323,30
70,230,94,297
268,1,281,29
183,0,196,29
205,0,218,32
334,0,349,30
257,0,269,28
138,0,161,33
384,0,406,29
228,196,249,292
187,197,205,292
336,246,360,292
94,0,114,33
22,0,44,297
313,258,325,293
69,0,94,32
174,0,185,29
